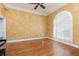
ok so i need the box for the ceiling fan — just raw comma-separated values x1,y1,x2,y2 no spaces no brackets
29,3,46,10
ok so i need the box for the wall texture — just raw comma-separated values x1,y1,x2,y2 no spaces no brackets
5,9,47,40
0,4,5,16
47,4,79,45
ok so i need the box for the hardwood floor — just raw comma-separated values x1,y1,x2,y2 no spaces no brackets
6,38,79,56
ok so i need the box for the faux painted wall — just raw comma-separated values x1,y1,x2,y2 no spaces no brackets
0,4,5,16
5,9,47,40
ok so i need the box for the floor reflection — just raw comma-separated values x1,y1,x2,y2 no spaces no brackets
6,38,79,56
52,42,70,56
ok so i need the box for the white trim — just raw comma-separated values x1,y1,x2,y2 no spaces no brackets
7,37,47,43
47,37,79,49
0,15,6,39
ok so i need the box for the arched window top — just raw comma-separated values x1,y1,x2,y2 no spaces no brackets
56,11,72,15
54,11,72,23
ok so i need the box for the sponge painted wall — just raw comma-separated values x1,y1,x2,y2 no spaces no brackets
5,9,47,40
0,4,47,40
47,4,79,45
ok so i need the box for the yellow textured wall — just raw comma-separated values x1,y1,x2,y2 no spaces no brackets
0,4,5,16
47,4,79,45
5,9,47,40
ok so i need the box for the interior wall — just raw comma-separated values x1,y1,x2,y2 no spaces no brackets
0,4,47,40
5,9,47,40
47,4,79,45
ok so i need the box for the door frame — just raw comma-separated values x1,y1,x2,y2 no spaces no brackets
0,15,6,39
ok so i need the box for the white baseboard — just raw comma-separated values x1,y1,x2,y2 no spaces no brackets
7,37,47,43
47,37,79,49
7,37,79,49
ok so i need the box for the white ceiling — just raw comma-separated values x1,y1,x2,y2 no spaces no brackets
4,3,66,16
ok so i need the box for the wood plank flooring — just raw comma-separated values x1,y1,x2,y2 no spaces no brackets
6,38,79,56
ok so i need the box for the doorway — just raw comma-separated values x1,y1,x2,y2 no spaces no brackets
0,15,6,39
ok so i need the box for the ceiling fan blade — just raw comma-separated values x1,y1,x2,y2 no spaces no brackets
40,5,45,9
34,4,40,9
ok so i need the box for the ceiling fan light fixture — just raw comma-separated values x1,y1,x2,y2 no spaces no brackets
29,3,46,10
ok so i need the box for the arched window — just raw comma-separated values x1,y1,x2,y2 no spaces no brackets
53,11,73,43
